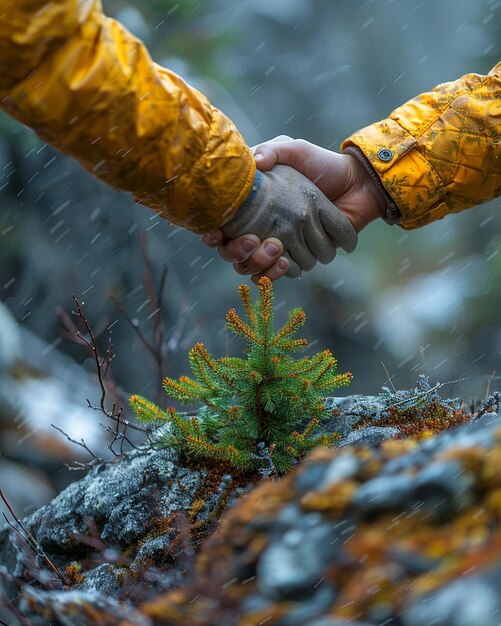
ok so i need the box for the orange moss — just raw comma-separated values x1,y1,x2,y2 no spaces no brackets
64,562,84,587
369,400,470,439
300,479,358,515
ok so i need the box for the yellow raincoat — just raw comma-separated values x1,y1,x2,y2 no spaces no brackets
342,62,501,229
0,0,499,233
0,0,255,233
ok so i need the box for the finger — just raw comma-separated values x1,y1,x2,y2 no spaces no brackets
232,237,283,275
251,256,289,284
251,135,294,153
303,218,338,265
287,232,317,272
320,205,358,253
284,253,303,279
201,229,225,247
255,139,340,185
216,234,261,263
253,135,295,171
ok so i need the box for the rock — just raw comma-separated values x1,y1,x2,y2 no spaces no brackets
257,513,337,600
20,586,152,626
413,460,475,517
323,395,387,436
339,425,401,447
276,587,337,626
0,444,240,604
171,411,501,626
403,574,501,626
295,462,331,495
79,564,128,599
317,451,360,490
3,402,501,626
351,472,415,516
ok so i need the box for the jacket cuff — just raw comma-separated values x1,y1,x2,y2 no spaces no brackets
342,145,402,225
341,118,448,230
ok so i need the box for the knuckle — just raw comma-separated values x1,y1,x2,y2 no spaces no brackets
233,263,247,275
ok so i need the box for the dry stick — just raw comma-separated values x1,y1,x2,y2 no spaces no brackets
108,292,157,357
109,285,167,407
71,295,148,435
485,370,497,400
140,232,168,355
0,490,68,586
0,584,31,626
72,295,109,413
380,361,397,393
474,391,501,421
51,424,99,460
109,233,169,406
100,423,136,456
56,304,128,410
54,297,148,464
50,424,105,470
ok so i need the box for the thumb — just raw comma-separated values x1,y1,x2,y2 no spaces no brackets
254,139,334,184
254,142,299,172
253,135,295,171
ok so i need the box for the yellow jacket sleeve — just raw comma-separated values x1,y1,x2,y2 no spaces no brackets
0,0,255,233
342,62,501,229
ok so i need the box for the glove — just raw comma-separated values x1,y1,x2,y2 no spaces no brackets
221,166,358,278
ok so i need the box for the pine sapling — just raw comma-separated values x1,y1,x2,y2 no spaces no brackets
129,277,351,474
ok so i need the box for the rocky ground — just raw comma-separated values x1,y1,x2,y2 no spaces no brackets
1,386,501,626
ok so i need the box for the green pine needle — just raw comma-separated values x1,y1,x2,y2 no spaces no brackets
129,277,352,475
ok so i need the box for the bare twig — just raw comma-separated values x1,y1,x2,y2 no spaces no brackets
485,370,497,400
108,293,158,358
387,378,466,411
0,573,32,626
51,423,104,471
380,361,397,393
109,233,170,406
51,424,99,460
72,295,111,413
0,490,68,586
55,295,150,461
474,391,501,421
140,232,168,357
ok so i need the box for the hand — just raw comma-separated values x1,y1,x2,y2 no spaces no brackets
254,136,386,232
222,166,358,278
202,231,290,284
202,135,385,282
210,160,358,279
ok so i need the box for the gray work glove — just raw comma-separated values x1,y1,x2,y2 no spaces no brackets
221,166,358,278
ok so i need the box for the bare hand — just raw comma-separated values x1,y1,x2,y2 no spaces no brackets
201,231,289,284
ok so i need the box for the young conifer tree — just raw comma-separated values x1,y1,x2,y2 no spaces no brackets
129,277,351,474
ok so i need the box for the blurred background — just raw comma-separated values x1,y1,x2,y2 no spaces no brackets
0,0,499,513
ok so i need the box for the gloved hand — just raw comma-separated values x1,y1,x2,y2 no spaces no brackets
221,165,358,278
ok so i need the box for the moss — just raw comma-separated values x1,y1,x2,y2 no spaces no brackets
375,400,470,438
63,562,84,587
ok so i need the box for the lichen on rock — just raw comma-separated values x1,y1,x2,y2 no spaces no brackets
2,395,501,626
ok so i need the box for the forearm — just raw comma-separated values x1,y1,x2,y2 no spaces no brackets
341,62,501,229
0,0,255,233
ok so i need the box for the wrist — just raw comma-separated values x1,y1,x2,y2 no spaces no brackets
343,146,401,226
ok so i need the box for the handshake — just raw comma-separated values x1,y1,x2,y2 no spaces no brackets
202,136,388,282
